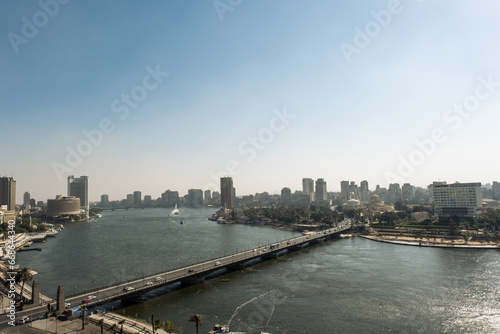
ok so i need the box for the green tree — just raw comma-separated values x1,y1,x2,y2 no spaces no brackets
189,314,203,334
15,268,34,304
118,319,125,334
111,323,119,334
78,305,88,330
163,319,178,334
98,319,105,334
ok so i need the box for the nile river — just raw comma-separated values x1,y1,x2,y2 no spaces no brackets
16,208,500,333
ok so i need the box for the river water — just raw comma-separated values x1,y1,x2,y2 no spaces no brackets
16,208,500,333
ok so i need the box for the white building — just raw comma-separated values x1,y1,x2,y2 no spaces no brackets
431,182,482,218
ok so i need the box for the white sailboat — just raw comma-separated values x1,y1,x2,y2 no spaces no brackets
171,204,180,215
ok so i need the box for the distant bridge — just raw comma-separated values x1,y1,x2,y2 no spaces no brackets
3,221,352,327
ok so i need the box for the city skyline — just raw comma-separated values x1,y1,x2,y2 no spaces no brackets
2,1,500,204
8,172,499,205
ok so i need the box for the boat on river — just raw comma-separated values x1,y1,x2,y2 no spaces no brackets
171,204,180,215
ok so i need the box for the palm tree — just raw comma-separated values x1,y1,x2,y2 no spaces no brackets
15,267,34,303
78,305,88,330
163,319,178,334
189,314,203,334
118,319,126,334
98,319,105,334
111,323,119,334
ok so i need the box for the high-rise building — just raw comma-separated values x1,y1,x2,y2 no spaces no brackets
188,189,203,207
340,180,350,202
204,190,212,205
315,179,327,202
220,177,234,209
133,191,142,205
431,182,483,218
68,175,89,216
402,183,415,202
349,181,359,200
126,194,133,206
0,177,16,211
302,178,314,194
387,183,402,204
360,180,369,203
163,190,179,207
493,181,500,199
212,191,221,206
143,195,152,205
23,191,31,206
281,187,292,202
100,194,109,207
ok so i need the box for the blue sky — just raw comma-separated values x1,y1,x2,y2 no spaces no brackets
1,0,500,203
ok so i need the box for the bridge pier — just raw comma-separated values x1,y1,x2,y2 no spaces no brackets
181,275,205,287
121,294,145,305
227,263,246,270
290,244,306,250
262,252,279,259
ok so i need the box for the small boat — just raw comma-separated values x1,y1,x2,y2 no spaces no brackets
171,204,180,215
96,214,103,218
217,217,227,224
180,220,185,225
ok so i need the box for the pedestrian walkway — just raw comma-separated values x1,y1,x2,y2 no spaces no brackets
89,312,168,334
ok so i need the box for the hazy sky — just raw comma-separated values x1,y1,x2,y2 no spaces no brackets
2,0,499,203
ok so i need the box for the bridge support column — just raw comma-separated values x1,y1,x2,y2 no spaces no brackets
181,275,205,287
32,280,40,306
262,252,278,259
56,285,65,315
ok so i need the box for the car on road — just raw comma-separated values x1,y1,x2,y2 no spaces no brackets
188,269,195,273
123,287,134,291
155,277,162,281
214,261,221,266
82,299,91,303
65,302,71,308
146,281,154,286
88,295,96,300
20,316,29,324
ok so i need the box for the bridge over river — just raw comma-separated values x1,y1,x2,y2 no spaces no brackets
3,221,352,327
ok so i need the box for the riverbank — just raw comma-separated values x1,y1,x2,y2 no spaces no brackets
361,235,500,249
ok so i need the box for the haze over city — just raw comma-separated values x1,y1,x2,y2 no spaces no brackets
2,0,500,203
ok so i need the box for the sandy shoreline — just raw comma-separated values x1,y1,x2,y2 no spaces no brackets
361,235,500,249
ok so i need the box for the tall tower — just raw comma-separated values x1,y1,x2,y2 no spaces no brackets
67,175,89,217
302,178,314,194
340,180,350,203
24,191,31,206
220,177,234,210
0,177,16,211
315,178,327,202
360,180,369,203
133,191,142,205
